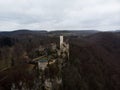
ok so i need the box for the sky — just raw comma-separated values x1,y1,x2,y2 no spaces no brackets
0,0,120,31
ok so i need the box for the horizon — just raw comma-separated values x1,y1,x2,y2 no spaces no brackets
0,29,119,32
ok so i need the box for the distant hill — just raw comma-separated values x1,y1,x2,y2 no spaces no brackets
0,29,48,37
0,30,100,37
49,30,99,36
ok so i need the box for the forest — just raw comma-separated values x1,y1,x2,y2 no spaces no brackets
0,30,120,90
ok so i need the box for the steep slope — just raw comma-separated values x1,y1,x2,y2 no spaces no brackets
87,32,120,53
87,32,120,70
62,37,120,90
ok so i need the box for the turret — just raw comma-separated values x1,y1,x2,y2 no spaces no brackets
60,36,63,49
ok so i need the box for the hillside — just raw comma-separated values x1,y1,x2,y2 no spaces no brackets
61,32,120,90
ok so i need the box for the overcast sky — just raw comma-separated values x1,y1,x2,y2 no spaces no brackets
0,0,120,31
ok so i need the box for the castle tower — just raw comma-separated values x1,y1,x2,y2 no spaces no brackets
60,36,63,49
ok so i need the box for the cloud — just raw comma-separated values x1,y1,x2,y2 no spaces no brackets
0,0,120,31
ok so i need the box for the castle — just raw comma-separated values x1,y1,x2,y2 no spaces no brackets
59,35,69,59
